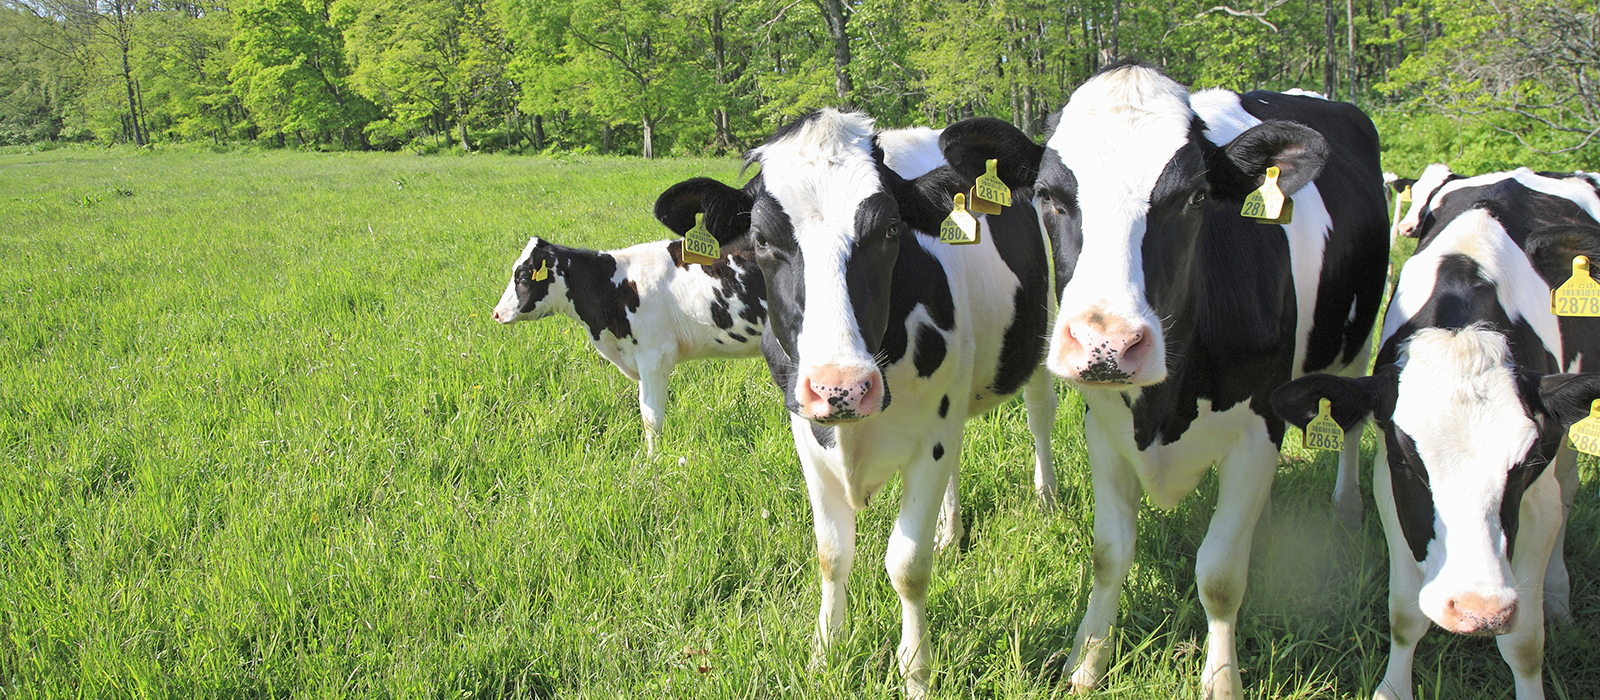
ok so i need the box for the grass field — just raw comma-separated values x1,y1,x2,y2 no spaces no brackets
2,146,1597,699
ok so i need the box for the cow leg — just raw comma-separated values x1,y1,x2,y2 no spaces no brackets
1501,473,1560,700
795,418,856,666
1543,443,1578,625
1066,412,1141,693
1024,369,1058,509
1332,422,1364,530
1195,435,1277,700
936,469,963,553
887,432,959,699
1373,446,1426,700
636,357,669,457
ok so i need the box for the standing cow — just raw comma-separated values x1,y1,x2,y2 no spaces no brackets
1275,167,1600,700
944,62,1391,698
653,111,1056,697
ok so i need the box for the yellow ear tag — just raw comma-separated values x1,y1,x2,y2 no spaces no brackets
683,213,720,265
1552,255,1600,317
1303,398,1345,452
1398,184,1412,204
1570,399,1600,457
532,259,549,282
940,193,980,245
972,158,1011,211
1242,165,1291,224
967,186,1001,215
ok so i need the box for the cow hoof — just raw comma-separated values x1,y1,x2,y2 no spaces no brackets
1036,485,1057,512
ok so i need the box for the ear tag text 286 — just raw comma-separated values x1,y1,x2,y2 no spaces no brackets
683,213,720,265
940,194,980,245
1303,398,1345,452
1242,165,1292,224
532,260,549,282
1569,399,1600,457
1552,255,1600,317
970,159,1011,215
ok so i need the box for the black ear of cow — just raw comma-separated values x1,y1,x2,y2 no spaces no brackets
653,177,754,245
1208,121,1329,200
1535,373,1600,429
1391,177,1418,194
1271,367,1396,431
939,117,1044,189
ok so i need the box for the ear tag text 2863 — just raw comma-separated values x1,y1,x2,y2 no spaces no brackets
1552,255,1600,317
940,194,980,245
1569,399,1600,457
683,213,720,265
970,159,1011,215
1303,398,1345,452
532,260,549,282
1242,165,1292,224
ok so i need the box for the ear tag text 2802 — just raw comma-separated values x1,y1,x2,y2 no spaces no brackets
1570,399,1600,457
532,259,549,282
970,159,1011,215
1242,165,1292,224
1552,255,1600,317
683,213,720,265
1303,398,1345,452
940,193,980,245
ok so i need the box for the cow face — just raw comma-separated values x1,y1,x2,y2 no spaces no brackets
1394,163,1456,238
492,237,562,324
1273,327,1600,635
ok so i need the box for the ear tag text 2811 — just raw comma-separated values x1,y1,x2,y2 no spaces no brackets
1570,399,1600,457
940,193,980,245
969,159,1011,215
683,213,721,265
1242,165,1292,225
1552,255,1600,317
1303,398,1345,452
532,259,549,282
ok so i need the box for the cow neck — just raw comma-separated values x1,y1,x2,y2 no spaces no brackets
547,243,636,341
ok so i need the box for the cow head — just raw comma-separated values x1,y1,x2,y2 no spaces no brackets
1273,327,1600,635
1394,163,1456,239
492,237,563,324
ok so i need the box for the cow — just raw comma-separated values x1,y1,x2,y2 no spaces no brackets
490,236,767,455
1274,168,1600,700
941,62,1392,698
653,111,1057,697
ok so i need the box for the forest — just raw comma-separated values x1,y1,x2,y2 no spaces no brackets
3,0,1599,172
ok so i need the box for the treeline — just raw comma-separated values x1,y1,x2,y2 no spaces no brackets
2,0,1597,169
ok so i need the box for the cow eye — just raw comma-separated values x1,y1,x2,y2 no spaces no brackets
1188,189,1208,207
885,222,900,240
753,233,771,255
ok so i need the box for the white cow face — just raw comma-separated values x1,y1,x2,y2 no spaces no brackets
492,237,563,324
1394,163,1456,238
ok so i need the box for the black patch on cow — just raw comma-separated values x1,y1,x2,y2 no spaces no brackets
751,182,806,365
912,324,946,378
511,240,559,314
1375,255,1556,372
727,332,746,343
846,192,904,356
812,422,836,449
879,239,956,367
938,395,949,418
986,197,1052,397
940,117,1047,189
1036,150,1083,293
932,443,945,460
1384,427,1438,562
524,241,640,341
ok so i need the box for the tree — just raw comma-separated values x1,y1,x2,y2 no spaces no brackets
230,0,374,145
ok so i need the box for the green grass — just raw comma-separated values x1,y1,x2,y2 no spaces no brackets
2,146,1596,699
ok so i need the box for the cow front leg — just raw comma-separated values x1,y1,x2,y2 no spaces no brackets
636,357,670,457
1333,422,1364,530
1024,369,1059,509
1194,435,1277,700
1373,445,1426,700
1066,413,1141,693
795,418,856,666
1544,444,1577,625
887,436,959,700
1500,472,1560,700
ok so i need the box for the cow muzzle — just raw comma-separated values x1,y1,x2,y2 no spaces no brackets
1434,590,1518,636
1049,311,1161,386
796,365,884,424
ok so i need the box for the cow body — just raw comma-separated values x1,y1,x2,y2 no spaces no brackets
491,237,767,454
655,113,1056,697
1277,168,1600,700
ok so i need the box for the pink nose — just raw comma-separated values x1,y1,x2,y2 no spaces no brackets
1051,314,1155,384
796,366,884,423
491,308,505,323
1441,593,1517,635
1397,221,1417,238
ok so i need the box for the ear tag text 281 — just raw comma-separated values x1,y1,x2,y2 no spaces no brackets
970,159,1011,215
532,260,549,282
1552,255,1600,317
1242,165,1292,224
940,194,980,245
1303,398,1345,452
1570,399,1600,457
683,213,720,265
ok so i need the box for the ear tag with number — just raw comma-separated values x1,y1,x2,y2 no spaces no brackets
1570,400,1600,457
940,193,980,245
1242,166,1290,223
1303,398,1345,452
967,187,1002,215
1398,184,1412,204
532,260,549,282
683,213,720,265
1552,255,1600,317
972,159,1011,211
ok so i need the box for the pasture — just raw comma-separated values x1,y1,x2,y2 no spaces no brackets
1,146,1597,698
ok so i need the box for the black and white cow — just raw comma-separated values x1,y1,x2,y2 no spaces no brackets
945,62,1392,698
1275,168,1600,700
654,111,1057,697
490,236,767,454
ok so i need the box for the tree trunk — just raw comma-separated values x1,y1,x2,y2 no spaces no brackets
1110,0,1122,58
1346,0,1356,97
601,123,612,154
120,44,143,145
642,116,654,159
818,0,852,107
1323,0,1338,99
533,114,545,150
711,10,733,153
456,98,471,151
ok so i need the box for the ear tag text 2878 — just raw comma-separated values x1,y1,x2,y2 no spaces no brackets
532,259,549,282
1570,399,1600,457
940,194,980,245
1303,398,1345,452
1552,255,1600,317
683,213,721,265
970,159,1011,215
1242,165,1292,224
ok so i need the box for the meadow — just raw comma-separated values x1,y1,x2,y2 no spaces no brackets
1,146,1596,699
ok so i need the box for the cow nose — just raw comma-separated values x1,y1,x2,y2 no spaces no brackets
796,366,884,424
1397,221,1416,238
1442,593,1517,635
1050,313,1156,385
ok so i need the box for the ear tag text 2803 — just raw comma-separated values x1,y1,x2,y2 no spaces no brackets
970,159,1011,215
1242,165,1292,224
1552,255,1600,317
532,259,549,282
940,193,980,245
1570,399,1600,457
1303,398,1345,452
683,213,720,265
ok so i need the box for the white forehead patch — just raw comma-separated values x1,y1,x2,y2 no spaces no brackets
1394,327,1537,485
753,109,883,230
1046,66,1194,209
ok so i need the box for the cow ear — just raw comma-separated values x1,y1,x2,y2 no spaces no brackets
653,177,754,245
1391,177,1417,195
1271,366,1396,431
938,117,1044,189
1533,373,1600,429
1208,121,1328,200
